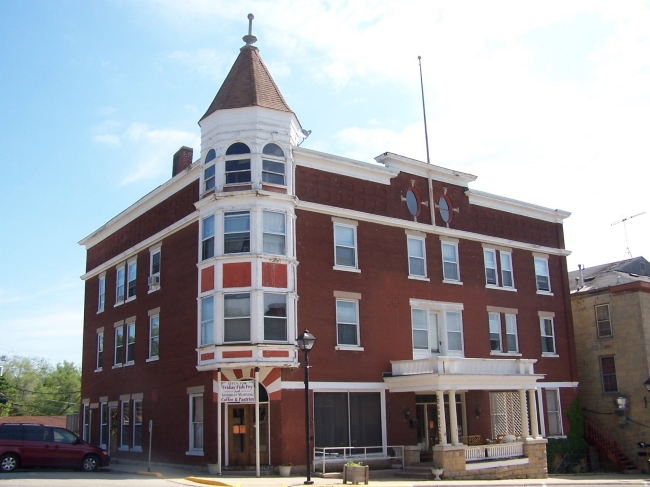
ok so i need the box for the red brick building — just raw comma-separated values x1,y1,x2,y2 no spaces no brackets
79,20,577,479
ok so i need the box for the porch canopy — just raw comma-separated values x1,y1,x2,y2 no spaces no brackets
383,356,544,445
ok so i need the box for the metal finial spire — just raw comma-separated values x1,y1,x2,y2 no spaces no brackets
418,56,431,165
242,13,258,50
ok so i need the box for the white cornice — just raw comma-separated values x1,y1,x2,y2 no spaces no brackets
383,373,545,392
374,152,477,185
194,189,298,211
79,162,200,249
296,200,571,256
80,211,199,281
466,189,570,224
292,147,399,185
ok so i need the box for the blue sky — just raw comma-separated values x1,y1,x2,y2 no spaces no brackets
1,0,649,365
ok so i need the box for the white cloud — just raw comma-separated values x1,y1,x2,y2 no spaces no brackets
92,134,121,147
168,49,229,80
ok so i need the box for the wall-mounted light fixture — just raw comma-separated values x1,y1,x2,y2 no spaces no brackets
475,405,482,418
403,409,411,420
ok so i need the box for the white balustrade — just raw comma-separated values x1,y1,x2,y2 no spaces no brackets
465,442,524,462
391,356,536,377
465,446,486,462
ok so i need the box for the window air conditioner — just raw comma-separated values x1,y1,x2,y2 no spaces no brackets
148,275,160,286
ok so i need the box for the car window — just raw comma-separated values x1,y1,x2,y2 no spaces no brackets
23,426,49,442
53,428,77,444
0,425,22,440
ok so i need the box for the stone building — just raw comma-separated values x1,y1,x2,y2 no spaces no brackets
78,16,577,480
569,257,650,471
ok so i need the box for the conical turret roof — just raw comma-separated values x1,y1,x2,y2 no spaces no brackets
200,46,293,122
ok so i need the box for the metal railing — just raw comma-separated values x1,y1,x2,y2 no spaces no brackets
314,445,404,474
465,441,524,462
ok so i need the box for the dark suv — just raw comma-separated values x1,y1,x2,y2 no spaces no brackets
0,423,110,472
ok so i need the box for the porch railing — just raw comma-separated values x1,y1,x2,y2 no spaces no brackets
465,442,524,462
314,445,404,474
391,356,537,377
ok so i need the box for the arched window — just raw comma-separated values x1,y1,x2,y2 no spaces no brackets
262,143,285,186
226,143,251,155
204,149,216,192
225,142,251,184
262,143,284,158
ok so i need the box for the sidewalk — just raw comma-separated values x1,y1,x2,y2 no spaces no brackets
106,460,650,486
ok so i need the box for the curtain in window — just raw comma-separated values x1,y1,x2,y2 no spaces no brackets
314,392,348,448
314,392,381,449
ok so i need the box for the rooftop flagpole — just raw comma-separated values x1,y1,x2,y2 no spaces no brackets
418,56,431,165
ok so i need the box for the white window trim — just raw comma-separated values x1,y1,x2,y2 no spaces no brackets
200,296,215,347
336,298,360,348
148,245,161,293
114,324,124,367
488,312,502,353
125,322,136,365
149,314,160,360
407,235,427,279
119,400,130,451
188,393,204,454
505,313,519,354
203,162,216,193
261,149,286,187
410,299,465,358
544,388,564,437
534,255,552,294
224,149,252,186
132,399,143,452
441,241,461,283
98,274,106,313
484,248,499,287
262,210,286,256
99,402,108,449
96,330,104,372
500,251,515,289
595,304,613,339
126,258,137,302
224,211,251,255
223,292,251,344
540,316,557,356
333,222,359,271
115,264,125,306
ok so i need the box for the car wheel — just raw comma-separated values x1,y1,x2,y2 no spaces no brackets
81,454,100,472
0,453,19,473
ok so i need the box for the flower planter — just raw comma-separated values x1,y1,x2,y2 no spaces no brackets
278,465,292,477
431,467,444,481
207,463,220,475
343,465,369,485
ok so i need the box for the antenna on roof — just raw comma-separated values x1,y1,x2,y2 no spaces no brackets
611,211,646,258
242,13,257,49
418,56,431,165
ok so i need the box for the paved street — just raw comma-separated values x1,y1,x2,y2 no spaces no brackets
2,462,650,487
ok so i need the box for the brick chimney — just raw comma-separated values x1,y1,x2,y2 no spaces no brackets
172,146,194,177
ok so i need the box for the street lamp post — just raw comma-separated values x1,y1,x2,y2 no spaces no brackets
297,330,316,485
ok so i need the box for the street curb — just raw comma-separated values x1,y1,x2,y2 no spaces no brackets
136,470,164,478
185,476,239,486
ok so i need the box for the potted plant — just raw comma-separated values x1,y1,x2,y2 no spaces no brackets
343,461,369,485
207,459,219,475
278,462,292,477
430,466,444,481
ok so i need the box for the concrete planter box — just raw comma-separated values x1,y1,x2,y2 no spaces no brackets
343,465,369,485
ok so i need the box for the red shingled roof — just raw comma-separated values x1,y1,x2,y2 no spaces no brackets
200,46,292,122
0,416,67,428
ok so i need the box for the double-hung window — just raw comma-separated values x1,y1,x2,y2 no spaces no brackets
545,389,563,436
262,143,286,186
501,252,514,288
595,304,612,338
484,249,498,285
200,296,214,346
127,260,137,300
132,400,143,450
100,403,108,449
224,293,251,342
204,148,216,192
487,310,519,354
410,300,464,357
149,247,161,289
407,236,426,277
224,142,251,184
149,314,159,359
488,313,502,352
82,404,91,442
264,293,287,341
126,322,135,364
114,326,124,366
540,316,556,354
336,299,359,347
224,211,250,254
189,394,204,452
96,331,104,370
534,256,551,292
600,356,618,392
263,211,285,255
98,275,106,312
116,266,125,304
334,222,357,269
120,401,130,449
441,241,460,282
202,216,215,260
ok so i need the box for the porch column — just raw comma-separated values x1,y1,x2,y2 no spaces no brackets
528,389,540,439
436,390,448,445
518,389,531,439
447,391,459,445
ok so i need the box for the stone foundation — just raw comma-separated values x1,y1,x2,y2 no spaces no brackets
432,439,548,480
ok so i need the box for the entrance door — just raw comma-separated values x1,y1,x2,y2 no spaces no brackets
228,404,268,466
109,407,119,456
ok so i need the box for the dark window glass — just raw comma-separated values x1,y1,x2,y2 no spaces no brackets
224,293,251,342
205,148,216,163
264,293,287,341
224,212,250,254
601,356,618,392
262,160,285,185
53,428,77,444
0,425,22,440
314,392,349,448
226,143,250,155
439,196,451,223
204,165,216,191
23,426,49,442
225,159,251,184
314,392,381,450
406,189,418,216
262,143,284,157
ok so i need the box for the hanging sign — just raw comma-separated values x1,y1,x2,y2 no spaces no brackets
220,381,255,403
